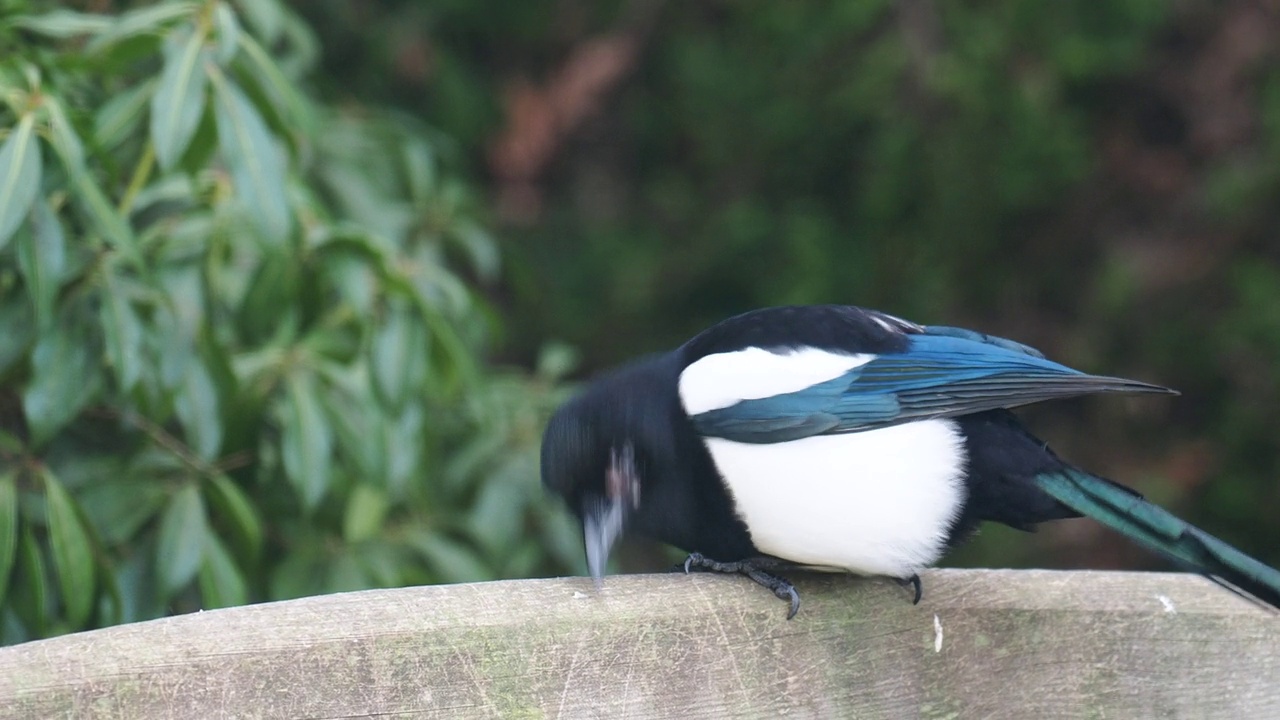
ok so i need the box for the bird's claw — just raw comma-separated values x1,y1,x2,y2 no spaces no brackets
681,553,801,619
682,552,699,574
895,573,923,604
774,583,801,620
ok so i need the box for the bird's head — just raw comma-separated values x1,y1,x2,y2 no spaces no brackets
541,356,678,586
541,399,646,586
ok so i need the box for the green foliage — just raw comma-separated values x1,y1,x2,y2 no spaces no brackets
0,0,577,644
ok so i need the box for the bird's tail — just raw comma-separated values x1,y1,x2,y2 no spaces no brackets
1034,468,1280,609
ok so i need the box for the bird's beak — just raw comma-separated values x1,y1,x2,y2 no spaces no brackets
583,495,626,588
584,443,641,588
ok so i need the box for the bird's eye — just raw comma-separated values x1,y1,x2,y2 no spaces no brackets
606,443,641,509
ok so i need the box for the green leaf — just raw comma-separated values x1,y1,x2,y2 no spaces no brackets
43,470,95,627
234,250,299,343
155,263,203,383
50,94,140,261
385,403,423,497
97,554,124,628
213,75,290,244
370,299,427,413
0,471,17,605
541,501,589,574
409,293,478,391
322,246,377,316
87,2,200,55
12,525,48,635
234,0,284,43
280,373,331,509
16,199,67,331
10,10,113,37
44,97,85,172
174,357,221,462
23,319,102,446
114,539,162,625
323,390,387,486
204,474,262,562
303,326,360,364
0,113,41,250
343,484,388,543
151,27,209,170
155,484,207,596
408,531,492,584
276,10,319,78
451,219,500,282
197,534,247,609
78,478,167,545
42,89,141,263
467,472,524,559
99,275,143,392
236,34,315,134
402,136,437,203
64,162,137,258
213,3,241,65
94,81,153,151
52,453,127,494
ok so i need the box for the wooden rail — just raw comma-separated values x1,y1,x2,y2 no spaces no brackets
0,569,1276,719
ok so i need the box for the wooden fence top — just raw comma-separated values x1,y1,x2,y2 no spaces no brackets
0,568,1276,719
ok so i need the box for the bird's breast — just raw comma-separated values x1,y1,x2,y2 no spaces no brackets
701,419,968,577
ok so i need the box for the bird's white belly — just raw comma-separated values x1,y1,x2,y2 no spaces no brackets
703,419,967,578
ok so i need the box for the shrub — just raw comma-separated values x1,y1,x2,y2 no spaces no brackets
0,0,580,644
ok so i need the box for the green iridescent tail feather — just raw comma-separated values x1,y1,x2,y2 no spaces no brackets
1034,468,1280,609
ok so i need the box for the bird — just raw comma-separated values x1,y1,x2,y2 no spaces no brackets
540,304,1280,618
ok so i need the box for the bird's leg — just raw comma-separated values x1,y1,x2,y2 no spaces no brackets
682,552,801,620
894,573,923,604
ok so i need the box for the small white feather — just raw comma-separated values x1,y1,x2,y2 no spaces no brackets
870,315,893,332
678,347,873,415
703,419,966,578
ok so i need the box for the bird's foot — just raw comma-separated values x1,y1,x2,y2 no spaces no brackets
682,552,801,620
894,573,923,605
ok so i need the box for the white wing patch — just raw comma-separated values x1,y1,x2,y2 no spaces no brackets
703,419,966,578
678,346,873,416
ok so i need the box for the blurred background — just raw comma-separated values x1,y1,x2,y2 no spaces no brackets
1,0,1278,643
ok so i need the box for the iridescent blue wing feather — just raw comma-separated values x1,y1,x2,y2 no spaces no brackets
690,333,1174,444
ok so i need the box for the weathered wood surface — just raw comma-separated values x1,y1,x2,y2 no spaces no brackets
0,569,1276,719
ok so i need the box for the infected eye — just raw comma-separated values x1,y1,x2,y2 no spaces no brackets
606,443,641,509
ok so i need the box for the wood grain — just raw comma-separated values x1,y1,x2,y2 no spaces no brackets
0,569,1276,719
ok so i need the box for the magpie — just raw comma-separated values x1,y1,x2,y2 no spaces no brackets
541,304,1280,618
